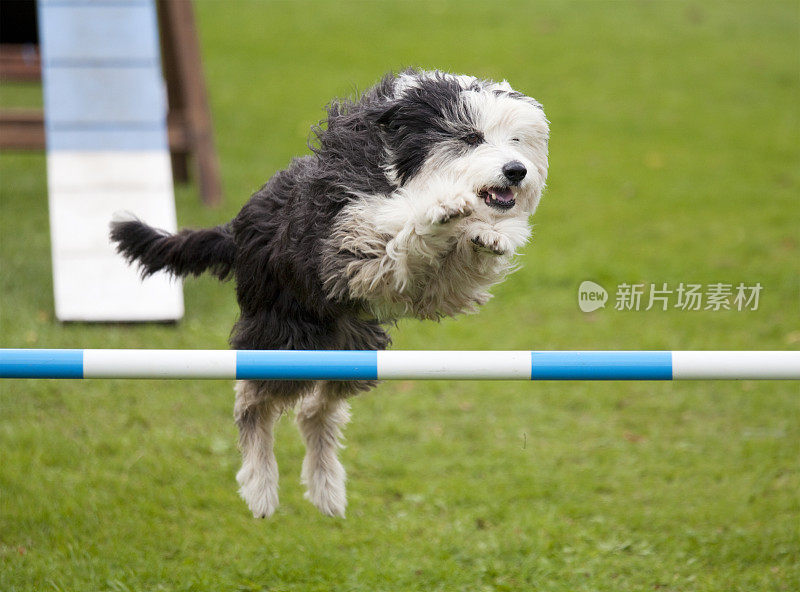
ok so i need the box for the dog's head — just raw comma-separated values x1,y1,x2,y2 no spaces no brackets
376,69,550,215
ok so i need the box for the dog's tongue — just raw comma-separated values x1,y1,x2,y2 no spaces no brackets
490,187,514,203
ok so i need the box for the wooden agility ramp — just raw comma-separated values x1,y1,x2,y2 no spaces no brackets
37,0,183,321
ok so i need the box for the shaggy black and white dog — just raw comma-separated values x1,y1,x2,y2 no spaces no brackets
110,68,549,518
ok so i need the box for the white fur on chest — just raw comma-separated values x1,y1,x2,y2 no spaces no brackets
329,179,532,321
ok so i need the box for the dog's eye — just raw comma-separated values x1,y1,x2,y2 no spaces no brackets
463,132,483,146
511,137,520,143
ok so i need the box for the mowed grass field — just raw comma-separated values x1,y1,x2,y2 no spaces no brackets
1,1,798,590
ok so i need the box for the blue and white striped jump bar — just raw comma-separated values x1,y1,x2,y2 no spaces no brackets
1,350,799,380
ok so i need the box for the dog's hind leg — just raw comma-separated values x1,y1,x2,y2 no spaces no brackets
234,380,290,518
296,382,352,517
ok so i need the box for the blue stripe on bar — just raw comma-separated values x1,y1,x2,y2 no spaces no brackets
0,349,84,378
531,351,673,380
236,350,378,381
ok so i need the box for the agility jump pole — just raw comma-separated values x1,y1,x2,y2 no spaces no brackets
1,349,798,380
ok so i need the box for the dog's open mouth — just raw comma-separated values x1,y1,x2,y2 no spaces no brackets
478,186,515,210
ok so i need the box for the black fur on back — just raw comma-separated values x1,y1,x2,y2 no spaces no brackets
308,72,398,196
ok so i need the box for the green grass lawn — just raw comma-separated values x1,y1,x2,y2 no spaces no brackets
1,1,798,590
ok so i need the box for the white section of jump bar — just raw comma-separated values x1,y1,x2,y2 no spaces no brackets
84,349,236,379
672,351,800,380
377,350,532,380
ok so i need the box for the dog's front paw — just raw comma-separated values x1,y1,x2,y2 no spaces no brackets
426,195,473,226
471,230,513,256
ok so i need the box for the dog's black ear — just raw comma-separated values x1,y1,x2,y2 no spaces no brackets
376,103,401,128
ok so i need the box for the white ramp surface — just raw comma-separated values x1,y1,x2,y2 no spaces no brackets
38,0,183,321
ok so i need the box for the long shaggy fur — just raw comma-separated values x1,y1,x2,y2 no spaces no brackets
110,219,235,281
110,68,550,518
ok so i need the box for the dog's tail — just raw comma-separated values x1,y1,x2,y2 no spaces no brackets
109,215,236,281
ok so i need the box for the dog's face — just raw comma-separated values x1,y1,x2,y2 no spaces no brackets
378,71,550,215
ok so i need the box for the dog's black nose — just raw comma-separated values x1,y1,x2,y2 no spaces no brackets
502,161,527,184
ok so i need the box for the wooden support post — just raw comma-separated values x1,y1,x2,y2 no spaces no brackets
157,0,222,206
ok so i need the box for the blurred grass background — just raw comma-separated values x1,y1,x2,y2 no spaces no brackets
1,1,798,590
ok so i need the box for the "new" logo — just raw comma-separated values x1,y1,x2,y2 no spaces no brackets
578,281,608,312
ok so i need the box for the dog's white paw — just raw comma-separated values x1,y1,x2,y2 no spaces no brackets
237,462,280,519
302,455,347,518
426,194,474,226
471,229,513,256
